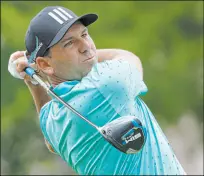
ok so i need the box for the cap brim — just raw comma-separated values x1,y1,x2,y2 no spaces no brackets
48,13,98,48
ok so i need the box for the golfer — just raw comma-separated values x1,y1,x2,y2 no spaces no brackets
8,6,186,175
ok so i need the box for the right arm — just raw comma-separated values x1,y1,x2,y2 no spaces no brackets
12,51,51,114
9,51,55,153
24,79,51,114
24,80,56,154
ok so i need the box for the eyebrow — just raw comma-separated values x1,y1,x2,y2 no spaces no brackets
60,27,88,44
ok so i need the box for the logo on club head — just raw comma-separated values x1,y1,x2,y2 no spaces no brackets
124,133,142,144
122,128,142,145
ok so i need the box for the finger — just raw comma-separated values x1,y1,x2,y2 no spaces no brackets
19,72,26,78
16,60,29,73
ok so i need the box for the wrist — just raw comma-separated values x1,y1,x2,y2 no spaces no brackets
24,74,39,86
24,79,39,87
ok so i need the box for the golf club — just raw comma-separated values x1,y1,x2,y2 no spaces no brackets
24,67,147,154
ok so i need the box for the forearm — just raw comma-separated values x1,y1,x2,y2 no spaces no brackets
24,79,51,114
25,79,56,153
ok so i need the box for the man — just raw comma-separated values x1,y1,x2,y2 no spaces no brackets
8,6,186,175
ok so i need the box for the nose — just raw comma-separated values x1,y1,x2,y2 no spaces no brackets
79,38,91,54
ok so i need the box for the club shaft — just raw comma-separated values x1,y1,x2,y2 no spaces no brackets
32,74,99,130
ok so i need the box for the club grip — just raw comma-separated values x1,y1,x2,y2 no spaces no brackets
24,67,36,78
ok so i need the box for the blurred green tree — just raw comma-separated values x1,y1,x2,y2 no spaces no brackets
1,1,203,174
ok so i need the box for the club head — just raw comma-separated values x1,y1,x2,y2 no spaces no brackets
99,116,146,154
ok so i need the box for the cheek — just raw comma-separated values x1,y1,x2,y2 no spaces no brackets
88,37,96,50
61,52,80,71
91,43,96,51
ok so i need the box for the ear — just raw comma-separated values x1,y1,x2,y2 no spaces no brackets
35,57,54,76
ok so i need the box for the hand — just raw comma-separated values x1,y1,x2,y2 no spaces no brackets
8,51,39,85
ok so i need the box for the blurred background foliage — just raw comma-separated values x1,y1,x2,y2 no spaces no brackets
1,1,203,175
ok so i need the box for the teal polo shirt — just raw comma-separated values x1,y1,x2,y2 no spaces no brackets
40,59,186,175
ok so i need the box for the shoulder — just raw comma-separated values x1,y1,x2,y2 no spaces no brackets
90,59,142,96
97,49,143,78
95,58,142,83
114,49,143,78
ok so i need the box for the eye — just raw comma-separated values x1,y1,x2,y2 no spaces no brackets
64,40,73,47
82,33,88,38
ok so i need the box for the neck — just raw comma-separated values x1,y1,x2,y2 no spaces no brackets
48,74,68,87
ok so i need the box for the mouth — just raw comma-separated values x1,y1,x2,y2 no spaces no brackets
83,56,94,62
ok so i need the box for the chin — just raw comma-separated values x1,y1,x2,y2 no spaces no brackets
82,63,95,78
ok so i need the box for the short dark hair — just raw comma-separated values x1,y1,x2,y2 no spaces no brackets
43,49,51,57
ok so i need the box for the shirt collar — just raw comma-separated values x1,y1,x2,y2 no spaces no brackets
52,80,80,95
